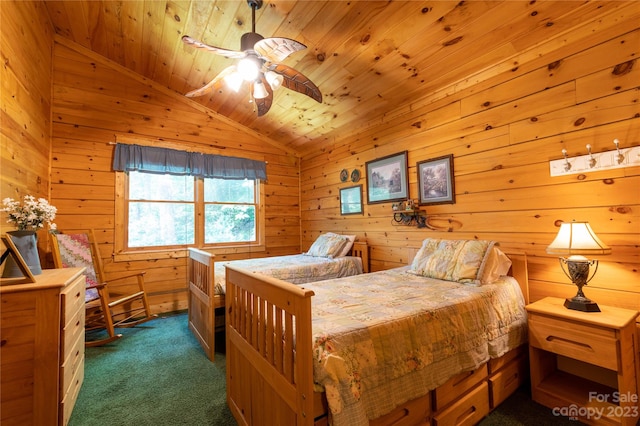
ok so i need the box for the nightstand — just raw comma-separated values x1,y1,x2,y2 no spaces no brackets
526,297,639,425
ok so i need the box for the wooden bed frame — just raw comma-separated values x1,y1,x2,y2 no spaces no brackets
187,242,369,362
187,248,224,361
225,250,529,426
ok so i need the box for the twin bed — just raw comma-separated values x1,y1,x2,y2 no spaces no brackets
223,238,530,426
187,234,369,361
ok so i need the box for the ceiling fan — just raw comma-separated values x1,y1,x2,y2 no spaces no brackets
182,0,322,116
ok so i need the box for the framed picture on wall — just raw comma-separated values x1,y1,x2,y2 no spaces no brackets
365,151,409,204
417,154,455,205
340,185,363,215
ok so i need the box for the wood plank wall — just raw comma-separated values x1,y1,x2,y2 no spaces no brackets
1,1,638,318
0,1,54,255
47,37,300,313
300,8,640,312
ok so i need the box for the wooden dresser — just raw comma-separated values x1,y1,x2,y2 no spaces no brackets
0,268,86,426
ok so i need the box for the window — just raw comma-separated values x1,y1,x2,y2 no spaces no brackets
122,171,262,251
128,172,195,247
203,178,256,244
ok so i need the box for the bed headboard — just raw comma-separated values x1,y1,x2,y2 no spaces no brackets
406,246,529,305
351,241,369,273
502,250,529,305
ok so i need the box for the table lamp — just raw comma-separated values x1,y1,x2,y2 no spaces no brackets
546,221,611,312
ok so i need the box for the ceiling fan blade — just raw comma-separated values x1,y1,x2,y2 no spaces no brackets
268,63,322,103
185,66,236,97
253,74,273,117
254,37,306,63
182,35,246,59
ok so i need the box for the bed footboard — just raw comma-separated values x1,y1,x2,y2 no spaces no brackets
226,265,316,426
188,248,224,362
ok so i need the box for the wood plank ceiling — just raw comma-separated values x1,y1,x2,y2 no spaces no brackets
44,0,627,155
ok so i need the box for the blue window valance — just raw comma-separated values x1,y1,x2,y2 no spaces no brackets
112,143,267,180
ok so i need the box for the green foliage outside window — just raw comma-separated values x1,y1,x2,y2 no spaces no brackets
127,172,258,248
204,178,256,243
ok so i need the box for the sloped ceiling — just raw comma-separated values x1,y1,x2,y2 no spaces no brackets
44,0,627,155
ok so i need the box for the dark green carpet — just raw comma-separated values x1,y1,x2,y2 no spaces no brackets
69,312,575,426
69,312,235,426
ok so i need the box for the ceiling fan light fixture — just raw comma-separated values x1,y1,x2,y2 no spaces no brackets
253,80,269,99
237,56,260,82
265,71,284,90
181,0,321,115
224,71,244,92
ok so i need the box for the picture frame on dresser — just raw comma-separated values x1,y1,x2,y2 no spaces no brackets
417,154,455,205
365,151,409,204
0,235,36,284
340,185,363,215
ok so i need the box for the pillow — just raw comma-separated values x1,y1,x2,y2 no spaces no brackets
409,238,496,285
334,234,356,257
480,247,512,284
305,233,348,258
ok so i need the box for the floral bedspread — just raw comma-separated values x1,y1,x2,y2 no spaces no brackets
305,267,528,426
214,254,363,294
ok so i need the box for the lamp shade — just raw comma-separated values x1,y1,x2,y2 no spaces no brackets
546,221,611,255
265,71,283,90
252,80,269,99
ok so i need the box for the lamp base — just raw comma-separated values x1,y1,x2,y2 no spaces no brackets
564,296,600,312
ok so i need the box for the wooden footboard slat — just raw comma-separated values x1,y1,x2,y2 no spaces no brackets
251,293,258,348
285,313,294,382
267,301,275,365
275,306,284,374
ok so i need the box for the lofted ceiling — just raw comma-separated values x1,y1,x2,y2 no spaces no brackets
44,0,625,155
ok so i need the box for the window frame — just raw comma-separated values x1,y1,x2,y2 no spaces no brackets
114,171,265,261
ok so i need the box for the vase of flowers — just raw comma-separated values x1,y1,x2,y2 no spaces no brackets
1,195,57,277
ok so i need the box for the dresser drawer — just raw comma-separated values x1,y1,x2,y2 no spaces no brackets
433,364,488,411
60,359,84,426
370,392,431,426
433,381,489,426
62,307,85,356
61,276,85,326
489,355,527,408
529,314,619,370
61,330,84,396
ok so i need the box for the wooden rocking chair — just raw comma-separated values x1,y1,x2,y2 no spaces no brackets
51,230,157,347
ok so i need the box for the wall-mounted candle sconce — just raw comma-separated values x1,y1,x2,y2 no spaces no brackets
392,200,427,228
550,139,639,176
